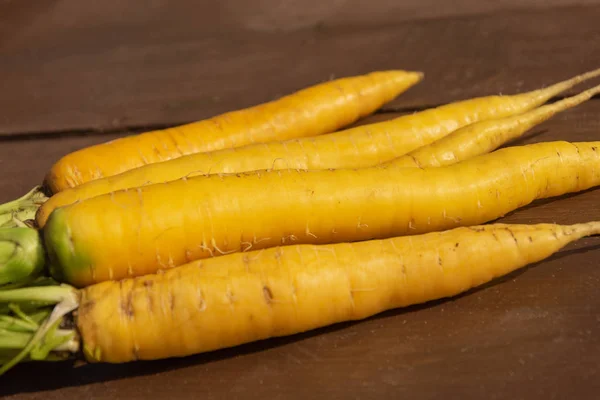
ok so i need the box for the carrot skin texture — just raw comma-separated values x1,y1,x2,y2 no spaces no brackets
76,221,600,363
390,84,600,168
43,70,423,193
35,71,600,227
45,141,600,287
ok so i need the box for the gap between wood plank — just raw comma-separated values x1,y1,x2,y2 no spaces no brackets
1,94,599,142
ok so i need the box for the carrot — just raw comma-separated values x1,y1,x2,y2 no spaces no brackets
1,220,598,373
44,70,423,193
34,70,600,228
389,83,600,168
43,140,600,287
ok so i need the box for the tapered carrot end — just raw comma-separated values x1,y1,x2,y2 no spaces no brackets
531,66,600,103
395,70,424,84
565,221,600,239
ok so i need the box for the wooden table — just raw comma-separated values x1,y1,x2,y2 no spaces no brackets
2,1,600,398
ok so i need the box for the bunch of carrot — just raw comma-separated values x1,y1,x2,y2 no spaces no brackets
1,68,600,376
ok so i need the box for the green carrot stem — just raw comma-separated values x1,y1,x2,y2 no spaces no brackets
28,309,53,325
29,320,78,359
0,286,79,375
0,285,77,304
0,328,77,352
0,228,46,286
0,186,48,228
0,315,39,332
1,276,62,291
10,218,28,228
0,330,36,349
8,303,38,327
0,301,58,315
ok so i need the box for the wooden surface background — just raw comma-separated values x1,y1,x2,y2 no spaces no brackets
2,0,600,398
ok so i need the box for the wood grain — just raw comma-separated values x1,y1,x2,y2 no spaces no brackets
2,2,600,135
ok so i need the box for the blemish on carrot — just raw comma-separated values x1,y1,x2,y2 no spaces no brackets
506,229,519,245
263,286,274,304
196,287,206,312
169,292,176,311
227,290,236,304
78,299,96,314
305,224,318,239
409,155,423,169
122,291,134,318
185,249,194,263
408,218,416,230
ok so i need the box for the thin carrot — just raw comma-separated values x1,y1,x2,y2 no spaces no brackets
43,140,600,287
34,70,600,228
1,220,598,372
389,83,600,168
44,70,423,193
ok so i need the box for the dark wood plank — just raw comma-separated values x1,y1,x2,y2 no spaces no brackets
3,0,598,41
3,2,600,135
2,96,600,400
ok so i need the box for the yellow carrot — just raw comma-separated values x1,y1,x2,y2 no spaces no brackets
44,70,423,193
389,83,600,168
44,140,600,287
2,220,598,372
34,70,600,228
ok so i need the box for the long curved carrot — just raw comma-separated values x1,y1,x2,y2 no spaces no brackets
43,140,600,287
389,83,600,168
44,70,423,193
34,70,600,228
1,220,598,373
